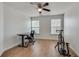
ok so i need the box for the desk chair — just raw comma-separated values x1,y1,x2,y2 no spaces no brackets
25,30,35,46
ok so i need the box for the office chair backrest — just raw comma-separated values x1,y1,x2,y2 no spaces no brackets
30,30,35,38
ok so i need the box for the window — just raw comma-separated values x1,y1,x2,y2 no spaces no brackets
31,20,39,34
51,19,61,34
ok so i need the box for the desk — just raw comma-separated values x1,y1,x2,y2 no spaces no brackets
17,34,28,47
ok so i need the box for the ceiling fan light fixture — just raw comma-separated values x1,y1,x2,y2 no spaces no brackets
38,8,42,12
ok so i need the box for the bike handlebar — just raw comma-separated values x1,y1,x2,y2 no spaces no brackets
56,29,63,32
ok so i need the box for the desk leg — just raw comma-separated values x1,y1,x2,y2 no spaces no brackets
22,36,24,47
18,35,28,48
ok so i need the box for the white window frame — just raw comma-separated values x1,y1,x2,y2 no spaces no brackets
51,19,62,34
31,20,40,34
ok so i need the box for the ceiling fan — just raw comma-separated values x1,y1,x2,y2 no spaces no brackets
30,2,51,14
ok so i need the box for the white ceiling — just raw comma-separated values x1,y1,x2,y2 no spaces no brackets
4,2,79,16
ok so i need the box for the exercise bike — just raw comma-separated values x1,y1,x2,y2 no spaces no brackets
55,30,71,56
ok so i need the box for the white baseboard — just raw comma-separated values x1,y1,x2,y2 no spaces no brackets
35,38,58,40
0,42,21,56
4,42,21,51
0,50,4,56
70,45,79,56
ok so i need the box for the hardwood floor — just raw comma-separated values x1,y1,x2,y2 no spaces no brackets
1,40,77,57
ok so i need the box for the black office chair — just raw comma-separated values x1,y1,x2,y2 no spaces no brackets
25,30,35,46
28,30,35,43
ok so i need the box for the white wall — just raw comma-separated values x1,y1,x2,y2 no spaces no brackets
3,3,30,50
64,3,79,56
0,2,4,55
32,14,64,40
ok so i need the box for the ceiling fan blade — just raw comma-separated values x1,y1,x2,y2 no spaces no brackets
43,3,49,7
37,3,42,8
42,8,50,12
